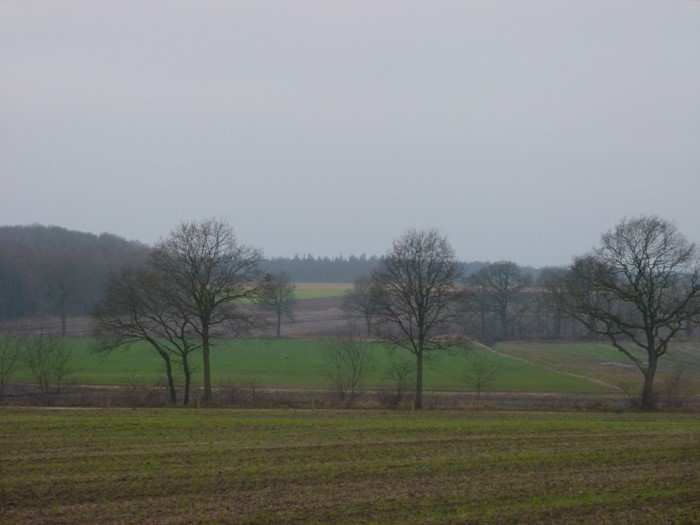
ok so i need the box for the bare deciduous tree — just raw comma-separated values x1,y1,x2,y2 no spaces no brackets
537,267,569,339
660,369,693,408
321,334,373,407
93,266,201,405
564,216,700,410
342,277,380,336
0,335,23,402
377,357,413,409
259,272,297,338
464,351,498,404
24,334,73,405
150,219,265,403
44,252,82,335
465,261,532,342
371,229,463,409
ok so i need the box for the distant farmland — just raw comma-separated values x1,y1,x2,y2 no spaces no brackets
3,283,699,408
293,282,352,299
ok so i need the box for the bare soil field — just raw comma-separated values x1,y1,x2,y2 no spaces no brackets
282,296,351,337
0,296,350,338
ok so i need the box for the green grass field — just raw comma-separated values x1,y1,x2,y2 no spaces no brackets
1,408,698,524
495,341,700,393
7,338,619,394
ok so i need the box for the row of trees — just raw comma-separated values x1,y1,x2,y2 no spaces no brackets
345,217,700,410
262,255,494,283
0,225,381,324
347,260,658,344
94,219,275,405
91,215,700,411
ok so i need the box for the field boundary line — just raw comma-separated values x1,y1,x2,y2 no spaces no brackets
483,344,624,392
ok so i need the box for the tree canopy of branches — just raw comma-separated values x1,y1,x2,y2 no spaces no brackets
321,334,373,407
150,219,264,403
536,267,570,339
258,272,297,338
464,351,498,404
44,252,82,335
464,261,532,342
342,276,380,336
93,266,201,405
564,216,700,410
24,334,74,405
371,229,463,409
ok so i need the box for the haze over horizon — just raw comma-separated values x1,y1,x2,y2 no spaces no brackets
2,1,699,267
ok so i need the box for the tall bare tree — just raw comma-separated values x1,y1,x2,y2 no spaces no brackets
371,229,463,409
564,216,700,410
93,266,201,405
150,219,264,403
259,272,296,338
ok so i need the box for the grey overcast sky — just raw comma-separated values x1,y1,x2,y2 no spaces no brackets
1,1,699,267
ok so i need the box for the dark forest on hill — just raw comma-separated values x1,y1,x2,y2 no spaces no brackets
0,224,515,321
0,225,149,322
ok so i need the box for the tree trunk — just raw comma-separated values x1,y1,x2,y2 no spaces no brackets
276,313,281,338
182,354,191,406
553,311,562,339
479,310,486,342
163,353,177,404
415,350,423,409
641,354,658,411
60,304,67,336
202,323,211,403
499,307,509,339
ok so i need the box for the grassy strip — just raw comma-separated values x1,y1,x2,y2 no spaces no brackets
6,338,613,393
495,341,700,392
1,408,698,524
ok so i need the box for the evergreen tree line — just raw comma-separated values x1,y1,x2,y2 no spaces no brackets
0,224,524,322
262,256,504,283
262,254,380,282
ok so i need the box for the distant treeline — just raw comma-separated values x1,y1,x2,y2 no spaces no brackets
262,255,380,283
0,224,535,322
0,225,149,323
261,256,507,283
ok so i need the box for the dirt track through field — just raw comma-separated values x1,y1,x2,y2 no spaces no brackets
486,344,624,392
